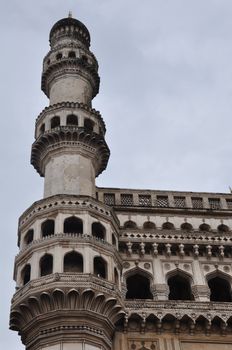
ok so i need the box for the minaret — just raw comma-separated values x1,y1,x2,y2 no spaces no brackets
10,16,124,350
32,14,109,198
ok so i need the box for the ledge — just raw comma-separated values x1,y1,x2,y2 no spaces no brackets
12,273,122,305
124,299,232,326
31,127,110,177
35,101,106,132
16,233,122,265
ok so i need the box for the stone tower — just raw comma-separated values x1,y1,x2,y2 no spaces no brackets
10,16,124,350
10,15,232,350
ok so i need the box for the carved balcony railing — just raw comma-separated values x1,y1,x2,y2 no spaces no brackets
12,273,122,304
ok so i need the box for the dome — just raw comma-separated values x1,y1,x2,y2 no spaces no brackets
49,17,91,47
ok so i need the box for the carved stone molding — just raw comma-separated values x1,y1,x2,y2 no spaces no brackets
10,287,125,349
31,127,110,177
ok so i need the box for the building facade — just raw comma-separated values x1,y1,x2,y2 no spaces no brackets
10,16,232,350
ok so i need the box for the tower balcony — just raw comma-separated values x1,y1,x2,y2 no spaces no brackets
35,101,105,139
31,126,110,178
10,273,125,350
41,57,100,104
15,232,122,288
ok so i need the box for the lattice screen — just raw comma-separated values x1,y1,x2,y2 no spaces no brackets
192,197,203,209
174,196,186,208
156,196,169,207
121,194,134,206
208,198,221,210
103,193,115,206
226,199,232,210
138,195,152,206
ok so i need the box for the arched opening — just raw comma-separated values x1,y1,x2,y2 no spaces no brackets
218,224,229,233
92,222,106,240
112,234,116,246
67,114,78,126
123,220,137,229
21,264,31,285
50,116,60,129
143,221,156,230
41,219,54,237
126,273,153,299
64,217,83,234
40,254,53,276
56,52,62,60
68,51,76,58
199,223,210,232
84,118,94,132
64,251,83,273
208,276,232,302
168,274,193,300
181,223,193,231
94,257,107,279
162,222,174,230
39,123,45,135
24,229,34,245
82,55,88,63
114,268,119,286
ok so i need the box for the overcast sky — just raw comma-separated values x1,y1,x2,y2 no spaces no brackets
1,0,232,349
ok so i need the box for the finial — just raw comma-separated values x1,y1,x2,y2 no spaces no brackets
68,11,72,18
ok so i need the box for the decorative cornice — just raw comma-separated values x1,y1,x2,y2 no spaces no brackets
41,59,99,98
18,194,119,230
10,287,125,337
31,127,110,177
12,273,123,305
120,231,232,245
123,300,232,335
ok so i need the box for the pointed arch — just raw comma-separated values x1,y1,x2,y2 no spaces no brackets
68,51,76,58
123,220,137,229
206,271,232,302
50,116,60,129
143,221,156,230
167,270,193,301
63,251,83,273
41,219,54,237
162,222,174,230
66,114,78,126
181,222,193,231
94,256,107,279
92,222,106,240
199,223,211,232
218,224,229,233
125,267,153,300
24,229,34,245
40,254,53,276
84,118,94,132
21,264,31,285
64,216,83,234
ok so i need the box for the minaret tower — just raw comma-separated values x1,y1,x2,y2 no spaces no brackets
10,16,124,350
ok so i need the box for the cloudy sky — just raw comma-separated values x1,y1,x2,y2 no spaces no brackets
1,0,232,348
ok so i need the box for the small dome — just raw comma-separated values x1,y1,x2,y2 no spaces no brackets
49,17,91,47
